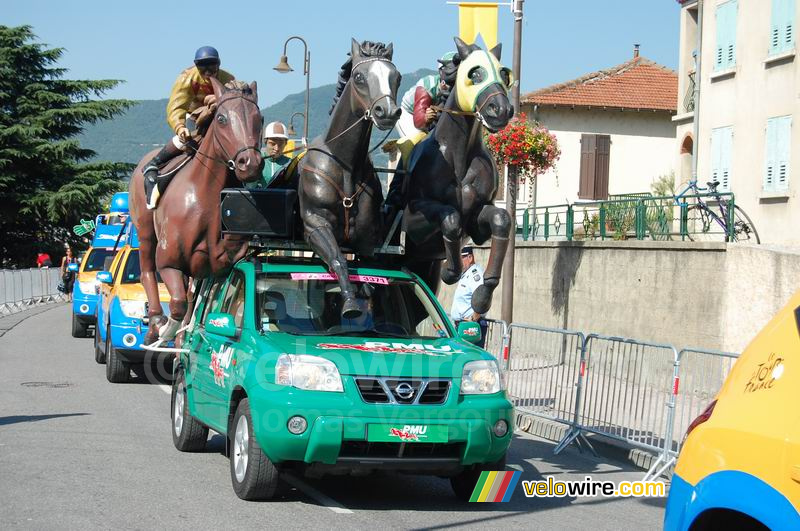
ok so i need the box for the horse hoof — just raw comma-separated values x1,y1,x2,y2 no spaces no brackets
158,317,181,341
341,298,363,320
471,285,493,315
145,315,168,345
441,268,460,285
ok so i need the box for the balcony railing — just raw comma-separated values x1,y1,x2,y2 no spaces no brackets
683,71,696,113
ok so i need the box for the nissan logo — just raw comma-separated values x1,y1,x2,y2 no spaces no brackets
395,382,415,400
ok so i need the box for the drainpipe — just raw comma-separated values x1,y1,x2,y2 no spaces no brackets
691,0,703,183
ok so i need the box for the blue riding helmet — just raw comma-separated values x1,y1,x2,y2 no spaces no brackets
194,46,220,65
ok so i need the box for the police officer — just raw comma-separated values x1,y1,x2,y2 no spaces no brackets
450,246,488,348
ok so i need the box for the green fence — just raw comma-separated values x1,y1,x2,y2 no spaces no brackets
520,193,737,242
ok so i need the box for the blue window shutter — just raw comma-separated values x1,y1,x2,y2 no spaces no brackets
711,128,722,186
777,116,791,190
728,1,737,67
764,118,778,191
771,0,796,54
716,1,738,69
720,127,733,191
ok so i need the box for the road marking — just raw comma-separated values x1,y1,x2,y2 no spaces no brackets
283,474,353,514
158,384,171,395
508,463,523,471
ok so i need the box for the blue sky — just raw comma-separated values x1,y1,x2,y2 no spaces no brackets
6,0,680,106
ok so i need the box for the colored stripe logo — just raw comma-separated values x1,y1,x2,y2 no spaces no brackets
469,471,521,502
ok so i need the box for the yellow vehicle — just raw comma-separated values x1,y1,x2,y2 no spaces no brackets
93,235,170,383
70,245,118,337
664,290,800,529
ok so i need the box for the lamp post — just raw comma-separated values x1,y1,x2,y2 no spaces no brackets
274,36,311,142
288,111,306,139
501,0,524,324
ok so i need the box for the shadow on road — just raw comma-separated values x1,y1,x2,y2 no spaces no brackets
0,413,90,426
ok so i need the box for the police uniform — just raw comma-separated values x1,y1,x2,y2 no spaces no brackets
451,263,488,348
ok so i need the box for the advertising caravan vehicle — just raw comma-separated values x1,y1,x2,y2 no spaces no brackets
70,192,129,337
168,189,514,501
95,223,171,383
664,290,800,529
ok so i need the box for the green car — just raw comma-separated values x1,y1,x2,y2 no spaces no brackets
171,256,514,501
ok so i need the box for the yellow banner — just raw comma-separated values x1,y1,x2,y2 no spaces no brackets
458,2,498,49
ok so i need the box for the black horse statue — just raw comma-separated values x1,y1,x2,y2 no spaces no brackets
394,37,514,314
295,39,401,318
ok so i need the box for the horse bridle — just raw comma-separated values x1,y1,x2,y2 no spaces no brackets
193,93,262,171
432,86,508,130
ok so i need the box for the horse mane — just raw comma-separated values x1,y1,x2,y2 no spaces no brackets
329,40,392,115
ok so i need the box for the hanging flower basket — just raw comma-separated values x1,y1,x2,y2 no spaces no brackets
485,112,560,184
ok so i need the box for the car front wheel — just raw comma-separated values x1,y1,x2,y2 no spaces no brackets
230,398,279,501
71,314,87,338
171,369,208,452
105,324,129,383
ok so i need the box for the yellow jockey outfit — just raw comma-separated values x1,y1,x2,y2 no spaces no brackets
144,46,235,210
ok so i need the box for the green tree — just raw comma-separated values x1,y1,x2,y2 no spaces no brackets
0,25,134,267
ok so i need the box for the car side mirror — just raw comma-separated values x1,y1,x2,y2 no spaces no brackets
67,263,79,273
205,312,237,338
96,271,113,284
457,321,482,344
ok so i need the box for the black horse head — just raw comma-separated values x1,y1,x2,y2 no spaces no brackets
453,37,514,132
341,39,402,130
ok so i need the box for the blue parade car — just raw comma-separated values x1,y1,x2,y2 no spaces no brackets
71,193,129,338
94,224,172,383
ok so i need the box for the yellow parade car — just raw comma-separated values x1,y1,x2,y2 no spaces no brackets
665,290,800,529
94,226,171,383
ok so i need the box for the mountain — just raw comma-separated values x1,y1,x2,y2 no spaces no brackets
79,68,437,171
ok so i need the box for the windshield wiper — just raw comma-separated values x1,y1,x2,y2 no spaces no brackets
325,328,411,338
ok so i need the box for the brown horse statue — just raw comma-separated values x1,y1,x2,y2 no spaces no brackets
129,78,263,344
296,39,401,318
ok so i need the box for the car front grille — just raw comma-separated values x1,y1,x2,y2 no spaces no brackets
354,377,450,405
339,441,462,459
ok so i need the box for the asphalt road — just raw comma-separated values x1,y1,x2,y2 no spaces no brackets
0,304,666,530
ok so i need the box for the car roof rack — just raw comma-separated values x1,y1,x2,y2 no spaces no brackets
220,188,405,256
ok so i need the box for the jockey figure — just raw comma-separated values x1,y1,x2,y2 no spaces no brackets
396,51,459,138
384,52,459,220
246,121,292,189
143,46,235,209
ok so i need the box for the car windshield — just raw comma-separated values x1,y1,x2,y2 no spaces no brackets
256,272,452,339
120,250,161,284
84,249,115,272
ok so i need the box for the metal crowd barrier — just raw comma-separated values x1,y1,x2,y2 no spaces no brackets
482,318,509,365
505,324,588,445
0,268,67,316
504,324,740,480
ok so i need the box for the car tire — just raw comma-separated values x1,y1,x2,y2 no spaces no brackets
171,370,208,452
450,454,507,502
71,313,87,338
230,398,279,501
94,324,106,364
105,324,129,383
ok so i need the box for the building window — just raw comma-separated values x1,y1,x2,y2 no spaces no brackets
764,116,792,192
578,134,610,200
711,126,733,192
715,0,738,70
770,0,795,55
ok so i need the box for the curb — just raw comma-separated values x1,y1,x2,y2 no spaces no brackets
515,412,669,475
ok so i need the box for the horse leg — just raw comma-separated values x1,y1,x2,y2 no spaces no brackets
158,267,188,341
470,205,511,314
305,218,362,319
409,199,463,285
175,277,199,349
139,230,167,345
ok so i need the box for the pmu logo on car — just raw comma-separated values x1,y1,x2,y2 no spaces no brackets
389,425,429,441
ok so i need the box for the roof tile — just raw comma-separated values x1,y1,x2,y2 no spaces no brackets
522,57,678,112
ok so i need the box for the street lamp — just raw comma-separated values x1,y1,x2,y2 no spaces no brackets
274,36,311,142
288,111,306,139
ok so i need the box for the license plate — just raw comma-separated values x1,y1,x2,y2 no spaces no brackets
367,424,448,443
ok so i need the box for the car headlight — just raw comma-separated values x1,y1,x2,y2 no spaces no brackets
275,354,343,392
119,300,146,319
78,281,96,295
461,360,504,394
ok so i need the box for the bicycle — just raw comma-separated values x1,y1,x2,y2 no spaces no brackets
674,180,760,243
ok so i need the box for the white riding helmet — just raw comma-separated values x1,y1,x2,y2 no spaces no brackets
264,121,289,140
